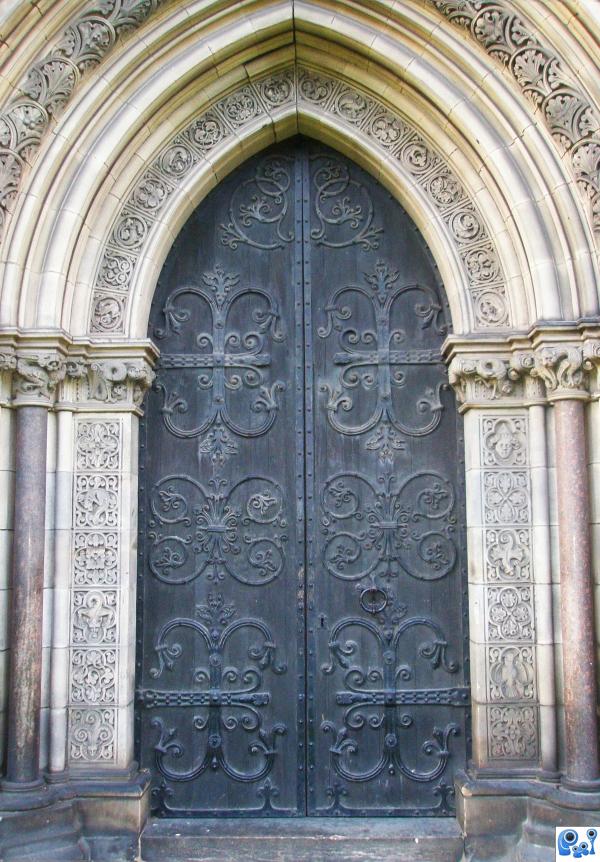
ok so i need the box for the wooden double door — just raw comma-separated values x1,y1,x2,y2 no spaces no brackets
136,139,469,817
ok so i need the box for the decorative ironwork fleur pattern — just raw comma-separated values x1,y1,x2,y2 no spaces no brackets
139,593,287,795
148,474,288,587
153,264,285,459
321,598,465,784
318,260,448,451
321,469,457,585
220,155,294,249
90,67,509,333
311,156,383,248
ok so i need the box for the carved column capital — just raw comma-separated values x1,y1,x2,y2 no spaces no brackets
447,355,518,407
62,355,156,409
0,351,17,371
530,345,588,401
582,339,600,396
12,352,66,407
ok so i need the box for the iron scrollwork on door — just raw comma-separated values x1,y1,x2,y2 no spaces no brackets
322,468,457,584
311,155,383,249
321,599,466,785
318,260,448,459
153,264,285,462
220,155,294,250
148,474,288,586
138,593,287,809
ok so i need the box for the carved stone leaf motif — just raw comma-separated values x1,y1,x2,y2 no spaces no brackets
73,532,119,586
318,260,447,456
152,264,285,457
71,648,117,704
485,528,530,582
0,0,164,239
321,469,457,586
432,0,600,236
486,585,533,641
488,705,538,760
483,472,529,525
76,421,121,470
91,66,509,333
147,475,288,587
69,707,116,762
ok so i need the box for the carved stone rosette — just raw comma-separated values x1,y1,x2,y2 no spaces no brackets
0,0,165,239
90,65,510,334
432,0,600,237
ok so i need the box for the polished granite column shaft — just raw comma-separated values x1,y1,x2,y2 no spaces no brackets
4,405,48,786
554,398,599,788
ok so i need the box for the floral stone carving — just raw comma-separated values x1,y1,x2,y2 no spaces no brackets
432,0,600,236
90,66,510,334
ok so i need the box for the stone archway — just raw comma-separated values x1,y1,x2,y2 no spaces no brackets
0,3,599,860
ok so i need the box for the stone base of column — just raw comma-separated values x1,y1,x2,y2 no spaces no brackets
560,776,600,793
0,776,46,792
456,771,600,861
0,769,150,862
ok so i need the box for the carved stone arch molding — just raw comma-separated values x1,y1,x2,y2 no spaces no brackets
89,65,512,336
3,0,600,338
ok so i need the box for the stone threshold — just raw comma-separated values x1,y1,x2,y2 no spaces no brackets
140,816,464,862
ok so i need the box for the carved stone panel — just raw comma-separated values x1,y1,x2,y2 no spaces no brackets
68,417,123,766
480,413,539,764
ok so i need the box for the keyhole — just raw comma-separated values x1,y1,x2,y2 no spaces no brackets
320,614,327,628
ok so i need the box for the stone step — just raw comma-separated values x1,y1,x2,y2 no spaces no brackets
141,817,464,862
1,800,90,861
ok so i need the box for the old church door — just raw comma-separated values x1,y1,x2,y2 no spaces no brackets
136,139,469,817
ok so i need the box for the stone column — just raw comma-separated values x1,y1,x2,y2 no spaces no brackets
0,351,17,771
2,353,64,788
534,345,600,788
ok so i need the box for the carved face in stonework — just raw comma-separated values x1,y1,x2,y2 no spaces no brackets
494,426,516,460
485,419,525,466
